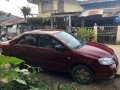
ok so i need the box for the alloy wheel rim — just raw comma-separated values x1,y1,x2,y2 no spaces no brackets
75,68,91,82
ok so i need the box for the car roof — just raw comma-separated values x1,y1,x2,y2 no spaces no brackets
24,29,63,35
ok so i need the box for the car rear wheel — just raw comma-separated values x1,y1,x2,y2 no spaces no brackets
71,65,94,84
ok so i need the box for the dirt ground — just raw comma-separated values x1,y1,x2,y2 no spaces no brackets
40,71,120,90
39,45,120,90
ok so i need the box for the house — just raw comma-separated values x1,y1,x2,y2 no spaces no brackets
27,0,83,30
0,14,27,36
27,0,83,17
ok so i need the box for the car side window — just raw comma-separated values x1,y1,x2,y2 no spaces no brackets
37,35,62,49
17,34,36,46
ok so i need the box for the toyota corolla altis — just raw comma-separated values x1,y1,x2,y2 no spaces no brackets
0,30,119,84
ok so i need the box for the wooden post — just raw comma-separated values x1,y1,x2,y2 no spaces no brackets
94,23,98,42
116,25,120,44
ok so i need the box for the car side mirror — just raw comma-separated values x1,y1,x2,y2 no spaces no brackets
54,45,67,52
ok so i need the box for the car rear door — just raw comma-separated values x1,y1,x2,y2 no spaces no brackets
12,34,38,65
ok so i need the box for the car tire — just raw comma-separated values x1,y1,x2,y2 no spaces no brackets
71,65,94,84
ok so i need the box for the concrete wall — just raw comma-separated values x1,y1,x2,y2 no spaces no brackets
64,0,83,12
38,0,58,17
53,0,58,11
38,1,42,17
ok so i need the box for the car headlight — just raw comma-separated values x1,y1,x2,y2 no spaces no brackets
98,58,115,65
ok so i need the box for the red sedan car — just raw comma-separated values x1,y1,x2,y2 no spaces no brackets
0,30,119,84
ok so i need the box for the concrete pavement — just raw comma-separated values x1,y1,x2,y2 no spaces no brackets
107,45,120,74
107,45,120,59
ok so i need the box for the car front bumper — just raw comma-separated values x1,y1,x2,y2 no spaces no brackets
95,63,119,80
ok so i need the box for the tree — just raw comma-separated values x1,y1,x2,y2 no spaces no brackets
20,6,31,19
0,11,8,16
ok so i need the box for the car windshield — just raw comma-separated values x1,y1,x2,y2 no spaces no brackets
54,32,85,49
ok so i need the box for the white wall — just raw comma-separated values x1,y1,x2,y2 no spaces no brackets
64,0,83,12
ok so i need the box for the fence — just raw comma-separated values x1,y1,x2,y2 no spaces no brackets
71,25,120,44
97,26,118,44
95,25,120,44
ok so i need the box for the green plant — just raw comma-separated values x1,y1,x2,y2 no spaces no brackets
77,27,94,41
59,83,79,90
0,55,40,90
0,55,23,83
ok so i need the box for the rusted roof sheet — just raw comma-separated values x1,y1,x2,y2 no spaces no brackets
0,19,9,25
80,7,120,17
80,9,103,17
0,18,26,26
103,7,120,17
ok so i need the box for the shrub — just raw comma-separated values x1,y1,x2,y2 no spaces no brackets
59,83,79,90
77,27,94,41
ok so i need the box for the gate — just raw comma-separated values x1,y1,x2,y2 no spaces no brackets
97,26,118,44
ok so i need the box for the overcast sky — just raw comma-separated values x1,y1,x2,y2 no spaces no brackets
0,0,38,17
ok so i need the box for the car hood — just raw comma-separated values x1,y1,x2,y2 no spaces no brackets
74,41,114,59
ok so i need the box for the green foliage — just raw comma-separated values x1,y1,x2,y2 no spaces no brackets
60,83,79,90
0,55,40,90
0,55,23,83
77,27,94,41
0,11,11,17
0,55,23,65
0,11,8,16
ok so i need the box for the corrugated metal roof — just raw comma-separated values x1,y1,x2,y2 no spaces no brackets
80,0,120,10
103,7,120,17
79,0,118,4
80,9,103,17
80,7,120,17
0,18,26,26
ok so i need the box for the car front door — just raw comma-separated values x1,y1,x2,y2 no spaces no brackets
35,35,71,72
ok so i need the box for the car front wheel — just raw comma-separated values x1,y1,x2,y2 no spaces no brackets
71,65,94,84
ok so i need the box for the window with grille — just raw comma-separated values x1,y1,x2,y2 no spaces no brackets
58,0,64,13
42,0,53,13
